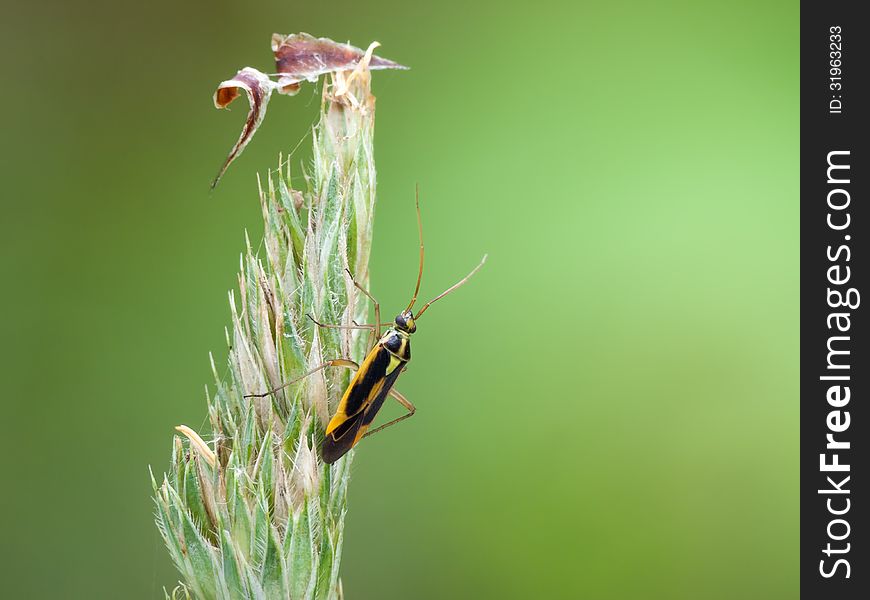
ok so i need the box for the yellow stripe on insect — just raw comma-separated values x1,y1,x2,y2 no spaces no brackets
386,354,403,375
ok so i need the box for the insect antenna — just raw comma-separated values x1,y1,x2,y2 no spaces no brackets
414,254,487,320
405,184,425,312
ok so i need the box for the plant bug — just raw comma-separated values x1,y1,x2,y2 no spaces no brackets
246,192,486,463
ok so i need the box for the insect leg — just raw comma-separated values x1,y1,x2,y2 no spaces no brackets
360,388,416,439
307,313,394,361
344,268,382,339
244,359,359,398
308,313,377,331
308,314,392,331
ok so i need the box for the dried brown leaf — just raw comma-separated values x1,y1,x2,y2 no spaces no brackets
212,67,276,188
211,33,407,187
271,32,408,95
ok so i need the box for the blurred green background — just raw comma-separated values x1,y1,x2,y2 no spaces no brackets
0,0,797,598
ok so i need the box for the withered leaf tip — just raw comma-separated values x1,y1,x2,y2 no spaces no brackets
211,33,407,188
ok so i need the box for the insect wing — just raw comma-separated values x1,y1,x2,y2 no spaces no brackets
322,344,405,463
322,409,366,463
322,346,389,463
350,365,403,445
325,347,389,435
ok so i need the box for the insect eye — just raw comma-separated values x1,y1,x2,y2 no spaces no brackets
395,314,406,328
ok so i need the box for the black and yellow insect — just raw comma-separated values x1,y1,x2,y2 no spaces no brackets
247,196,485,463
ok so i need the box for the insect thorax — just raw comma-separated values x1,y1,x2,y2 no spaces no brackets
380,327,411,362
